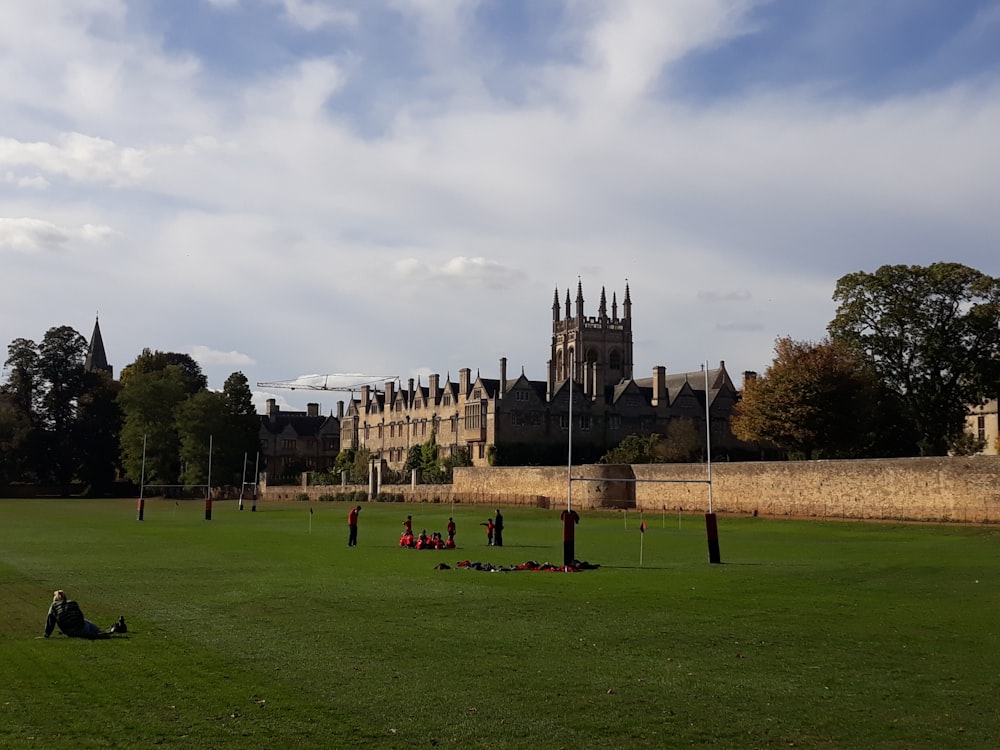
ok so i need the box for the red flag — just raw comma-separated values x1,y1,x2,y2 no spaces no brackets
640,521,646,533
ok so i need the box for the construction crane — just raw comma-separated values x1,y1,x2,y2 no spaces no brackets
256,373,398,392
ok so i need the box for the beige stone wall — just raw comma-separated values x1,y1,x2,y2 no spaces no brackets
263,456,1000,523
631,457,1000,523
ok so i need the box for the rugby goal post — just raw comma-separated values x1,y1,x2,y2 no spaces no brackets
566,361,721,564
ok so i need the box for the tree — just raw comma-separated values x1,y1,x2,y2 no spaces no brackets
176,390,230,485
601,434,662,464
3,338,39,415
174,372,260,487
2,329,122,490
661,418,705,462
1,338,40,483
76,371,123,496
35,327,88,489
731,337,895,459
118,365,191,484
0,395,33,484
221,372,262,485
120,349,207,394
829,263,1000,455
333,447,371,484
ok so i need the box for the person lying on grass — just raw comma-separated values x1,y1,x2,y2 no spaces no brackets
41,590,126,639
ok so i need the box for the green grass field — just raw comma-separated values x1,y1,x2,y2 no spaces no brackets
1,498,997,749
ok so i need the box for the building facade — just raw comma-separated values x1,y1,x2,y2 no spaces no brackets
966,399,999,455
338,282,747,468
259,400,341,482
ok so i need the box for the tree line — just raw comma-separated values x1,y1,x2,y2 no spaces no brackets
3,263,997,485
595,263,1000,464
0,330,259,496
732,263,1000,458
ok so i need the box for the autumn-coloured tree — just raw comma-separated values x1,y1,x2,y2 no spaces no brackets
731,337,895,459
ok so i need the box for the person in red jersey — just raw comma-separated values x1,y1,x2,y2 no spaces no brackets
480,518,494,546
347,505,361,547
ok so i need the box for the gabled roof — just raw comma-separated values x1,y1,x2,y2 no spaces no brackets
260,413,338,437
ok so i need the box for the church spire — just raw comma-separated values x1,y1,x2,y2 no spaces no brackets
599,286,608,321
552,287,560,322
84,316,112,377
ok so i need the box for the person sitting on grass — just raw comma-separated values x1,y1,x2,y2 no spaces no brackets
42,590,126,639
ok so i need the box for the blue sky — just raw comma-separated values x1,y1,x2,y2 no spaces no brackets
2,0,999,413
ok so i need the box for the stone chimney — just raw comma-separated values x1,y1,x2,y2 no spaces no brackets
360,385,370,410
385,379,395,409
459,367,471,397
742,371,758,384
428,374,439,406
307,403,319,417
499,357,507,398
337,400,344,419
652,366,666,406
408,378,415,406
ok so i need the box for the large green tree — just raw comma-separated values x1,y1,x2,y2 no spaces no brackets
118,351,209,486
174,372,259,487
731,337,901,459
76,371,123,496
1,338,40,482
118,365,191,484
829,263,1000,455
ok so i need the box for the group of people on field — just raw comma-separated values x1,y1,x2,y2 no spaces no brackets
400,514,457,549
348,506,516,550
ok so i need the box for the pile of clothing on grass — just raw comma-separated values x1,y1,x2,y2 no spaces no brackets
437,559,601,573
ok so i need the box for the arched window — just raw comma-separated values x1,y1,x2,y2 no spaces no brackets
609,349,622,371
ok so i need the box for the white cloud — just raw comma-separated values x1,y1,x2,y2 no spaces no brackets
0,133,148,185
0,217,116,252
188,345,256,367
393,256,527,289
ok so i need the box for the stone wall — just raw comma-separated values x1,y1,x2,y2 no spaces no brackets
261,456,1000,523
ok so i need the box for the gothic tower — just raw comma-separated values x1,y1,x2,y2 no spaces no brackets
84,316,113,378
549,281,633,392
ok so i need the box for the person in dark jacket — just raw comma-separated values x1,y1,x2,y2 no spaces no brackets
493,508,504,547
43,590,124,639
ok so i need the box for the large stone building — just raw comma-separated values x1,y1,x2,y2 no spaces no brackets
338,282,746,468
258,400,340,482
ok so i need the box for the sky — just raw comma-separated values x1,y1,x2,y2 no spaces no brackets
2,0,999,414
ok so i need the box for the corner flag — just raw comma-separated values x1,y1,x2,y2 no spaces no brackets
640,521,647,533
